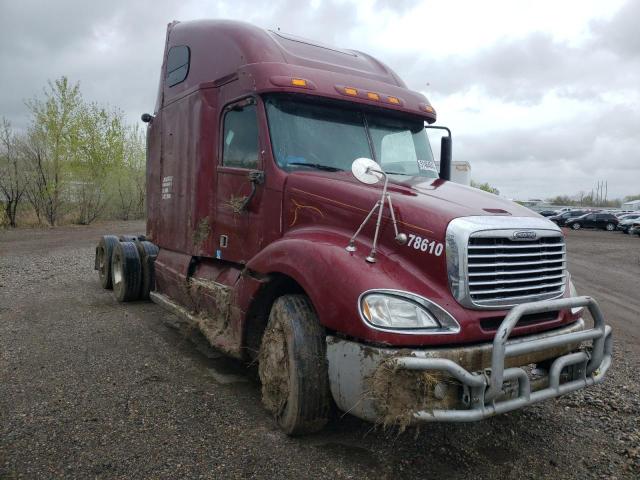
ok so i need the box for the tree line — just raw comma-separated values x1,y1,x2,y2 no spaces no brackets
545,193,639,208
0,77,145,227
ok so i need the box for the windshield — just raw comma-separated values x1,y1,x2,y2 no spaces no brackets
264,95,438,179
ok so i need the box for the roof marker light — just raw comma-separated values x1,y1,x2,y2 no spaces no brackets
367,92,380,101
387,96,400,105
291,78,308,87
344,87,358,96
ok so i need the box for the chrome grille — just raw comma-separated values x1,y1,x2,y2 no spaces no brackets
467,235,565,306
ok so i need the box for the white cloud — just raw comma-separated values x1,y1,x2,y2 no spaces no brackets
0,0,638,200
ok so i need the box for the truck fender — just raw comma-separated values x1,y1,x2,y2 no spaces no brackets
245,230,446,342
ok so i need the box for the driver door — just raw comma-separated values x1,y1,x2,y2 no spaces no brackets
584,213,596,227
215,99,265,263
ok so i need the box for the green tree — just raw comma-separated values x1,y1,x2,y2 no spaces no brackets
109,123,146,220
71,103,126,224
24,77,83,225
8,76,146,226
471,180,500,195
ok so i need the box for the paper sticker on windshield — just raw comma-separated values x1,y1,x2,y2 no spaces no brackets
417,159,437,173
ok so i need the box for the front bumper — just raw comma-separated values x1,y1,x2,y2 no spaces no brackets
326,296,612,424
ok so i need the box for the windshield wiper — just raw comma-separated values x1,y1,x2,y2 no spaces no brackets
287,162,343,172
384,171,412,176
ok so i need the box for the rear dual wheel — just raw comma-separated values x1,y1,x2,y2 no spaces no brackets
136,241,159,300
96,235,120,289
111,241,142,302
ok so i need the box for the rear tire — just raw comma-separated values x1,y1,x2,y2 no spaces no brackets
111,241,142,302
572,223,581,230
605,223,615,231
119,235,139,242
136,241,159,300
258,295,330,435
96,235,119,289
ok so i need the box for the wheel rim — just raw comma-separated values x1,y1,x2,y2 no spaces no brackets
259,317,290,417
606,223,614,231
573,223,580,229
97,247,106,275
113,254,123,286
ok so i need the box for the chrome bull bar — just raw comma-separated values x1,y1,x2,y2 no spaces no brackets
392,296,613,422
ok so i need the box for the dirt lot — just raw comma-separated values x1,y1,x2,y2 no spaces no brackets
1,222,638,479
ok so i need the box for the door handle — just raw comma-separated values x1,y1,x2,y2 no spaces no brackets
240,170,265,211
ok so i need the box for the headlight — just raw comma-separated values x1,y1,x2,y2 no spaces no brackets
359,290,460,333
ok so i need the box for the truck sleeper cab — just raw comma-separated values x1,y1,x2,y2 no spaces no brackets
95,19,612,434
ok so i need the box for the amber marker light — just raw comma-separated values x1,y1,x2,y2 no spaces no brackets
344,87,358,96
367,92,380,101
387,96,400,104
291,78,308,87
362,300,372,321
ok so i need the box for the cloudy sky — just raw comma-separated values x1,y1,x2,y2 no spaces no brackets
1,0,638,200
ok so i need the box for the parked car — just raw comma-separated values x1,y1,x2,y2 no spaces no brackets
538,210,557,217
616,214,640,232
628,221,640,236
615,211,635,218
565,212,619,231
548,209,589,226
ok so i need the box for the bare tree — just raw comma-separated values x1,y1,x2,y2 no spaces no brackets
0,118,27,227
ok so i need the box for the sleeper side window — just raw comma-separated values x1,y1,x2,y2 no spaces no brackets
166,46,190,87
222,105,259,169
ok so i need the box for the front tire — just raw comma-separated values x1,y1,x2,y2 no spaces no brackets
258,295,330,435
605,223,615,231
572,223,581,230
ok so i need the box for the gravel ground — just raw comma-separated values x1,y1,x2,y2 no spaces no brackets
0,221,638,479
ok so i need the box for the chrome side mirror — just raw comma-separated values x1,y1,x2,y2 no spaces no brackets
351,157,383,184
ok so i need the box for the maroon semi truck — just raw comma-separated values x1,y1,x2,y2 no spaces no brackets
95,19,612,434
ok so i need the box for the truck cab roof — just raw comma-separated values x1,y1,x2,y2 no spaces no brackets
159,19,436,122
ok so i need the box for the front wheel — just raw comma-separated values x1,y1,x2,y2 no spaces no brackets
258,295,330,435
572,223,581,230
605,223,615,231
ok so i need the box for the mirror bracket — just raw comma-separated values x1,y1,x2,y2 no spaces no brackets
347,159,406,262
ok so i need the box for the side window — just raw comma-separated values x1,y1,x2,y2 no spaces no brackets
585,214,596,220
222,104,259,169
166,46,190,87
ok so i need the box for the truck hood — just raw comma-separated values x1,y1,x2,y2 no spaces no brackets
283,171,539,239
279,171,568,345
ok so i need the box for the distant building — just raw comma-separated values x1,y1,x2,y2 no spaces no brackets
622,199,640,211
435,160,471,186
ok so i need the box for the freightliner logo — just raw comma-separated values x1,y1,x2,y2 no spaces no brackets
512,231,538,240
